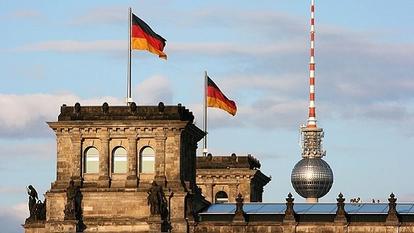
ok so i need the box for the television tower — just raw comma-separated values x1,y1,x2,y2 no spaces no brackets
291,0,333,203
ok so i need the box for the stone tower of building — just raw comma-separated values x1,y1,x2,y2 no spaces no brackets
24,102,208,233
196,153,270,204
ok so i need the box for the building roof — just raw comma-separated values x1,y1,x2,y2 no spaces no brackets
197,154,261,170
56,102,195,122
200,203,414,215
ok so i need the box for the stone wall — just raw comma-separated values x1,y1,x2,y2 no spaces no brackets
24,103,205,233
196,154,271,203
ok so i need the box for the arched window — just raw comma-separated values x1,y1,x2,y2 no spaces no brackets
215,191,228,203
112,147,127,173
140,147,155,173
84,147,99,173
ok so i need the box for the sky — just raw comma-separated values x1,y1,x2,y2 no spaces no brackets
1,0,414,232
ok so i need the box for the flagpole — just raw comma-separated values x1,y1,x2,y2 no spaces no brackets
126,7,132,106
203,71,208,156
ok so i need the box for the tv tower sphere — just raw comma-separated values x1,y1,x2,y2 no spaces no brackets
291,157,333,199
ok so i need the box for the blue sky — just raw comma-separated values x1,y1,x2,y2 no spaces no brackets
1,1,414,232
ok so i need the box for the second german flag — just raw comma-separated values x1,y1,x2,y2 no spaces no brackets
131,13,167,59
207,76,237,116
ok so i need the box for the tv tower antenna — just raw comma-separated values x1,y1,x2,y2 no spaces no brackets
307,0,317,128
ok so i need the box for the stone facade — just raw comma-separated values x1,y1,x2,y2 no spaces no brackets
196,154,270,203
24,102,207,233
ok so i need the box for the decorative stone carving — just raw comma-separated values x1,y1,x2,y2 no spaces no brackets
335,193,347,223
233,193,246,222
102,102,109,114
130,102,137,113
25,185,46,223
147,181,168,217
284,193,296,222
64,180,82,221
158,102,165,113
74,103,81,114
386,193,399,223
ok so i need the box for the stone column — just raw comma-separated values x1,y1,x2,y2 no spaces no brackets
204,183,213,203
229,184,238,202
98,130,110,188
125,135,138,187
154,136,167,186
54,131,70,189
70,132,82,186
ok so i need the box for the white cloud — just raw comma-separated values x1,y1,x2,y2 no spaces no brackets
2,9,44,20
0,140,55,159
399,193,414,202
0,202,27,233
0,76,175,138
17,40,124,54
69,6,125,26
169,41,304,57
0,93,123,138
134,75,173,105
0,187,24,194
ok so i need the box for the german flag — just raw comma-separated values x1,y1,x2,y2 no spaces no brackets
131,13,167,59
207,76,237,116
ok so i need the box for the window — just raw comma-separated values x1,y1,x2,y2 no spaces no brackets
84,147,99,173
112,147,127,173
140,147,155,173
215,191,228,203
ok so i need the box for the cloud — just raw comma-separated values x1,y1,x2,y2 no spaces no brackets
188,9,306,40
399,193,414,202
0,203,27,233
0,93,123,138
0,187,24,194
0,75,173,139
16,39,303,58
69,6,125,26
17,40,124,54
134,75,173,105
0,140,55,160
169,41,304,57
2,9,44,20
190,96,306,131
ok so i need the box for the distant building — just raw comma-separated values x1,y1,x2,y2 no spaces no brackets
196,153,271,203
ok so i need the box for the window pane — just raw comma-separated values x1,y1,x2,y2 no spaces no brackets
140,147,155,173
215,191,228,203
85,147,99,173
113,147,127,173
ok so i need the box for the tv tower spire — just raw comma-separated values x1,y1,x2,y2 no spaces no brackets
291,0,333,203
307,0,317,128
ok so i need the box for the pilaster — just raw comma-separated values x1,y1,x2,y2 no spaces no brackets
126,134,138,187
70,130,82,185
155,135,167,186
98,129,110,188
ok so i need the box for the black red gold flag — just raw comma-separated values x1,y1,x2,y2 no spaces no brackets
207,76,237,116
131,13,167,59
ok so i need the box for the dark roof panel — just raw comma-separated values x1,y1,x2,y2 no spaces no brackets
201,203,414,215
